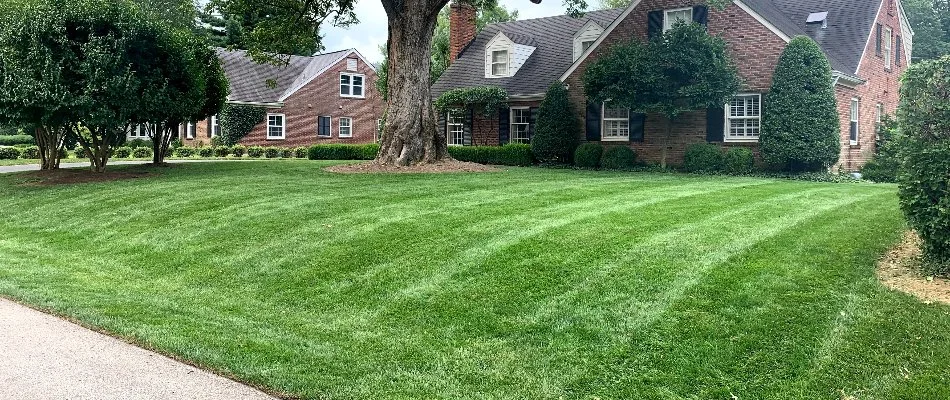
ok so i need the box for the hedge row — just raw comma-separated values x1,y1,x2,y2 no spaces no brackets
174,145,310,159
682,143,755,175
0,135,34,146
573,144,637,170
448,144,534,166
307,144,380,160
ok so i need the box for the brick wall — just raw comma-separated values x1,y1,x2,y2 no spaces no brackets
466,100,541,146
562,0,787,166
183,54,385,148
835,0,907,172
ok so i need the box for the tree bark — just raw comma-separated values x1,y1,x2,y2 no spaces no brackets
34,126,65,170
150,122,176,165
661,116,675,169
376,0,451,166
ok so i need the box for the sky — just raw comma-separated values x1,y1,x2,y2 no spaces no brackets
320,0,569,64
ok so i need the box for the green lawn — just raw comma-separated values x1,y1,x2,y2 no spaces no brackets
0,161,947,399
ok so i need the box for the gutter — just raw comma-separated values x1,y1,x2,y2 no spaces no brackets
832,71,865,88
226,100,285,108
508,93,545,102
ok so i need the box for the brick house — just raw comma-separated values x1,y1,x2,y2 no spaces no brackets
432,0,914,170
128,48,385,147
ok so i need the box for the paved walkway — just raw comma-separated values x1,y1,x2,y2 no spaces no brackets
0,159,224,174
0,298,276,400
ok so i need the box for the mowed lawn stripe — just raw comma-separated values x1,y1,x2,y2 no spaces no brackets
0,161,945,399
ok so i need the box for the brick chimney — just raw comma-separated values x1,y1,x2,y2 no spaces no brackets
449,1,477,64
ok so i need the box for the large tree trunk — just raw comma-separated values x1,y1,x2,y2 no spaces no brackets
150,123,175,165
377,0,451,166
74,127,114,173
661,116,675,169
34,125,65,170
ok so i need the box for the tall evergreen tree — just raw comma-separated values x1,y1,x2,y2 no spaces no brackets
531,83,580,164
759,36,840,172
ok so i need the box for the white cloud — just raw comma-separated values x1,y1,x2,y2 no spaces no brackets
320,0,569,63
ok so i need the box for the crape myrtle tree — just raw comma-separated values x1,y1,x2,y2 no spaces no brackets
0,0,79,170
759,36,840,172
212,0,586,166
584,22,741,168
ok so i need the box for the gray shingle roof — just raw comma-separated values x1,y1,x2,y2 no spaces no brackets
432,8,624,99
433,0,883,95
744,0,883,74
216,48,351,104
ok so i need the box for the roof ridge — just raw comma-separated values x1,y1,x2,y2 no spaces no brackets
487,7,625,28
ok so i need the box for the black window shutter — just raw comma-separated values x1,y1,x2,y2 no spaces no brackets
437,112,446,140
629,113,646,142
876,24,883,56
692,5,708,27
498,107,510,145
585,102,601,141
464,109,473,146
206,119,212,138
528,107,538,141
648,11,664,39
896,35,902,66
706,105,725,142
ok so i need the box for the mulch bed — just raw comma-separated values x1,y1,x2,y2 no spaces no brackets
877,231,950,306
326,160,499,174
15,167,157,186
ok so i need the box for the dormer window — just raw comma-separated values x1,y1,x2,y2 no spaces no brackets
573,20,604,61
663,8,693,32
491,50,509,76
581,40,595,53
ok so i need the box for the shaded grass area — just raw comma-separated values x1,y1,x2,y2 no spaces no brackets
0,161,947,399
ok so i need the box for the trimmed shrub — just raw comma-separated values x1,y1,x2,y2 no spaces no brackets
601,146,636,170
131,147,153,158
247,146,265,158
21,146,40,159
861,116,902,183
447,144,534,166
230,145,246,157
293,147,308,158
114,146,133,158
73,146,88,159
574,143,603,169
173,146,195,157
126,138,151,149
213,145,230,157
722,147,755,174
264,147,281,158
760,36,840,171
0,135,34,146
683,143,724,172
307,144,380,160
0,146,21,160
197,147,214,157
280,147,293,158
532,83,581,163
897,56,950,276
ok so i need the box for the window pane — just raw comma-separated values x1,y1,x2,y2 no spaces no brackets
581,41,594,52
492,50,507,63
353,76,363,86
604,107,629,119
353,85,363,96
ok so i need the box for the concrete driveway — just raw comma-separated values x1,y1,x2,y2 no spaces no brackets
0,298,276,400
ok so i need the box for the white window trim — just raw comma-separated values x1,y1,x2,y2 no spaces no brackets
601,102,630,142
447,110,465,147
884,26,893,70
267,113,285,140
340,72,366,99
317,116,332,137
875,103,884,140
210,115,220,138
510,107,531,144
490,49,510,78
338,117,353,138
186,122,196,140
663,7,694,33
723,93,763,143
850,98,860,146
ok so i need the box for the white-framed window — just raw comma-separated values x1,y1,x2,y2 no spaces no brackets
876,103,884,140
850,98,860,145
884,26,893,69
581,40,595,53
510,107,531,144
725,94,762,142
491,50,509,77
664,7,693,32
602,103,630,141
129,124,150,138
447,109,465,146
340,73,365,98
267,113,285,139
339,117,352,138
317,116,331,137
186,122,196,139
210,115,220,137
